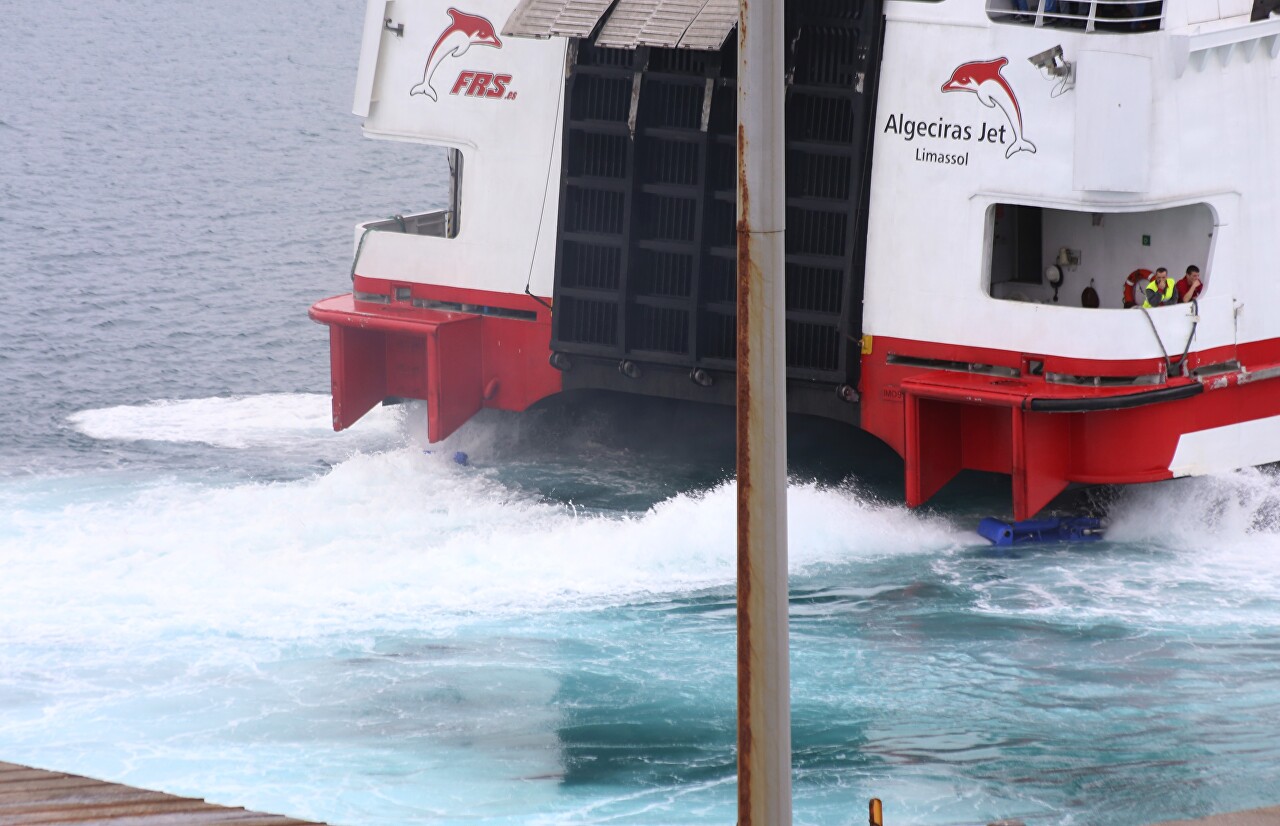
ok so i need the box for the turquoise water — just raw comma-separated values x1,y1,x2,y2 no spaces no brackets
4,0,1280,823
3,396,1280,825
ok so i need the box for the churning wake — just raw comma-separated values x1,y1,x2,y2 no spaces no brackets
16,394,1280,636
0,395,974,644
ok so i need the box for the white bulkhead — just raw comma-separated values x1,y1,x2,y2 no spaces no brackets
351,0,568,298
864,0,1280,363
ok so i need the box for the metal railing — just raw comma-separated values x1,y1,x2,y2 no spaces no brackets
987,0,1164,32
362,209,453,238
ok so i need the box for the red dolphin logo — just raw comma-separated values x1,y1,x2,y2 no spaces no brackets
411,8,503,101
942,57,1036,158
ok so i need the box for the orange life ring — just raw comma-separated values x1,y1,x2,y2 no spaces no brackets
1123,268,1151,309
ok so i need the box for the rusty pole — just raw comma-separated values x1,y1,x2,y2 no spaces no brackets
735,0,790,818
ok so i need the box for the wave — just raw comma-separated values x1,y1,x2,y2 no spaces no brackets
38,393,1280,641
0,457,963,646
67,392,402,451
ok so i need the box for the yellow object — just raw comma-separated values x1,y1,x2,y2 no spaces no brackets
869,798,883,826
861,334,874,355
1143,277,1175,308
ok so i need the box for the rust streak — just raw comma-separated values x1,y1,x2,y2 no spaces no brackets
735,114,754,826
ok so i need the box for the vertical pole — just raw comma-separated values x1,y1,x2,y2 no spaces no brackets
736,0,790,819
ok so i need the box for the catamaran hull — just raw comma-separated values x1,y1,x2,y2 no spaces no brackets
310,285,560,441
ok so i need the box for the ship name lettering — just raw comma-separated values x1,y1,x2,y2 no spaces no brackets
976,122,1008,144
883,113,972,143
914,147,969,166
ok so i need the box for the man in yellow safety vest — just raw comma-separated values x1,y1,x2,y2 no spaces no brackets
1143,267,1176,308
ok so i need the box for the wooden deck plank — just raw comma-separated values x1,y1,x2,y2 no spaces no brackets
0,802,217,825
0,779,114,795
7,809,296,824
0,797,223,823
0,763,326,825
0,770,82,784
0,790,178,810
0,783,175,804
11,813,308,826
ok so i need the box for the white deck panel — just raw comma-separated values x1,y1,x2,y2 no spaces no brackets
503,0,615,39
678,0,736,50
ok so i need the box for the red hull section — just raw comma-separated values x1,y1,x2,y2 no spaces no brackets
309,282,560,441
900,371,1194,519
311,283,1280,518
862,335,1280,519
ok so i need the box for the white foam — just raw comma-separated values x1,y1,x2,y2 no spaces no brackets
45,395,1280,638
957,468,1280,629
1105,466,1280,549
67,393,402,451
0,445,966,646
1100,469,1280,609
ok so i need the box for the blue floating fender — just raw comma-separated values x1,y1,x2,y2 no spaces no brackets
978,516,1104,546
422,449,470,467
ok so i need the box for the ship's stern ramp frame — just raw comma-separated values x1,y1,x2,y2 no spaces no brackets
533,0,885,421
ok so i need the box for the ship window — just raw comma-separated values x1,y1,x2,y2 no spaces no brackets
446,148,462,238
986,0,1164,32
986,202,1214,309
354,148,463,240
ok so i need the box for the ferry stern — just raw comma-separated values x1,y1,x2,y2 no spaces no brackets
312,0,1280,519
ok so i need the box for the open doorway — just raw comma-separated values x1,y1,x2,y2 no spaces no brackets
986,202,1214,309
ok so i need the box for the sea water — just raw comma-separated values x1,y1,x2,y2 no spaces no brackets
3,2,1280,825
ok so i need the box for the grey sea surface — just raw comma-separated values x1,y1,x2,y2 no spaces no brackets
4,3,1280,826
0,0,444,476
